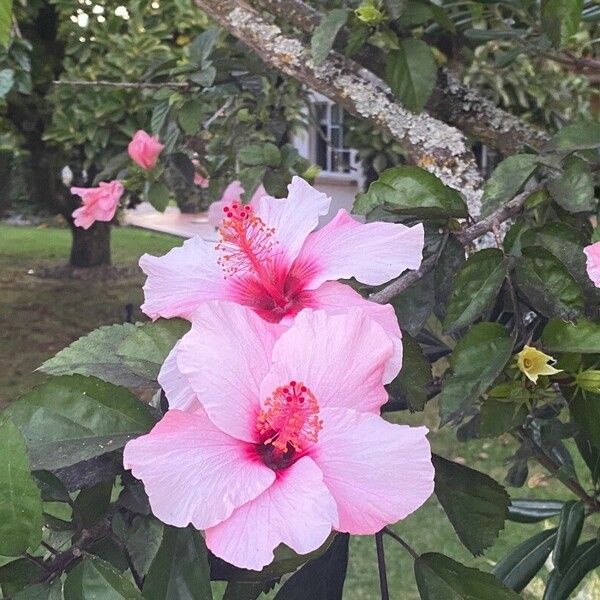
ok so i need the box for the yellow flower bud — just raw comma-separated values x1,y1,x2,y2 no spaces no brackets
516,345,562,384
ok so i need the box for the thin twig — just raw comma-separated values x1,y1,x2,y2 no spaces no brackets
203,96,235,129
53,80,194,90
375,531,390,600
383,527,420,560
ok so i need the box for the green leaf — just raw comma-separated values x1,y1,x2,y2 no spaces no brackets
434,235,466,320
64,554,143,599
553,501,585,573
145,181,170,212
507,499,564,523
123,515,164,579
5,375,156,470
444,249,507,333
415,553,521,599
438,323,513,423
0,67,14,97
143,526,212,600
189,28,219,65
575,433,600,486
262,143,281,167
553,120,600,154
238,144,266,167
384,0,407,19
547,156,595,213
432,455,509,556
541,0,583,48
74,481,113,527
238,166,267,201
481,155,538,217
492,528,557,592
542,319,600,353
391,271,434,336
273,534,348,600
0,419,43,556
354,166,468,218
116,318,189,381
151,100,170,136
0,0,12,47
570,391,600,449
387,333,431,411
514,246,584,321
178,100,204,135
480,400,527,437
38,323,154,388
311,9,348,66
222,582,265,600
385,39,437,112
13,579,64,600
32,470,71,503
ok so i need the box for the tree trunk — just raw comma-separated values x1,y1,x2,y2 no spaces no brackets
0,151,12,216
69,221,111,267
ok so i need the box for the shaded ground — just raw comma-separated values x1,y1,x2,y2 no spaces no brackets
0,223,597,599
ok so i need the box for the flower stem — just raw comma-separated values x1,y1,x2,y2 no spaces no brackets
375,531,390,600
383,527,420,560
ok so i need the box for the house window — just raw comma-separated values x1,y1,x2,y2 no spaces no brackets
312,101,354,174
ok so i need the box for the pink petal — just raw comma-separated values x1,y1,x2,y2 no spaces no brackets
310,408,434,534
177,301,285,442
307,281,402,383
260,308,393,414
123,409,275,530
139,236,228,320
72,205,95,229
157,343,202,412
249,184,267,204
294,209,424,289
221,180,245,204
584,242,600,287
205,456,337,570
254,176,330,267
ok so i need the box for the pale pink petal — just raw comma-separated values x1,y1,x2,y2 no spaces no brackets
177,301,285,442
249,184,267,204
584,242,600,287
139,236,228,320
205,456,337,570
207,200,227,228
260,308,392,414
72,205,96,230
221,180,245,204
194,173,209,188
306,281,402,383
310,408,434,534
157,343,202,412
293,209,424,289
123,409,275,530
254,176,330,267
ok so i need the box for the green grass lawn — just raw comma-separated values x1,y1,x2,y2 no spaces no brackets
1,223,598,599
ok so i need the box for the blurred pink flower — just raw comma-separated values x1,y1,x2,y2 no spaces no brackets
71,180,124,229
194,173,209,188
128,130,164,171
140,177,424,381
124,304,433,570
207,181,267,228
584,242,600,287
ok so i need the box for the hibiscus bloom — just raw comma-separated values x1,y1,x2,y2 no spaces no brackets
140,177,424,380
207,180,267,228
584,242,600,287
124,303,434,570
128,130,164,171
71,180,124,229
516,345,562,384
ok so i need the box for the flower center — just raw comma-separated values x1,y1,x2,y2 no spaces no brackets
523,358,533,369
256,381,322,468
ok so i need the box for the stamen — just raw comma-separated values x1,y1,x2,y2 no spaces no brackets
257,381,322,454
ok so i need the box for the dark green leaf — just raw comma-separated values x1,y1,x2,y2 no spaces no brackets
38,323,155,388
432,455,509,556
122,515,164,579
262,143,281,167
480,400,527,437
151,101,170,136
547,156,595,213
273,534,348,600
64,554,142,599
391,271,434,335
415,553,521,599
384,0,407,20
311,9,348,66
570,391,600,449
74,481,113,527
385,39,437,112
0,558,45,596
492,528,557,592
481,155,538,217
238,144,266,167
575,433,600,485
143,526,212,600
438,323,513,423
553,501,585,573
545,539,600,599
189,65,216,88
0,0,11,47
178,100,204,135
238,166,267,201
463,29,525,41
0,67,14,97
553,120,600,153
444,249,507,333
541,0,583,48
222,582,266,600
354,166,468,218
434,235,465,320
116,318,189,381
514,246,584,321
0,419,43,556
5,375,156,470
387,333,431,411
507,499,564,523
13,579,64,600
189,28,219,65
33,470,71,503
145,181,170,212
542,319,600,354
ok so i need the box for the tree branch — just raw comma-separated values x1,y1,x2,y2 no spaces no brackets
249,0,550,155
194,0,484,216
53,80,194,89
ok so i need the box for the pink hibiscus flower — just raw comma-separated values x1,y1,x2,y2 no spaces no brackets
207,181,267,228
124,303,434,570
194,173,209,188
140,176,424,381
584,241,600,287
71,180,124,230
128,130,164,171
